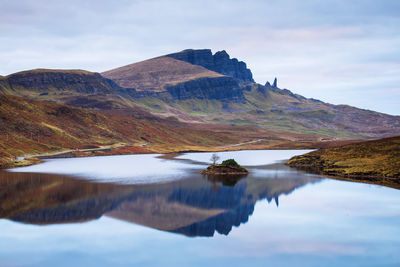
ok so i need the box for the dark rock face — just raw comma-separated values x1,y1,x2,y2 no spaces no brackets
165,76,246,102
273,77,277,88
166,49,254,82
6,70,120,94
265,77,278,88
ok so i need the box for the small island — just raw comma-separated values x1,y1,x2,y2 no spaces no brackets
201,158,249,175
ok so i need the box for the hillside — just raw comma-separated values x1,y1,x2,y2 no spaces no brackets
286,136,400,189
2,94,332,168
0,94,243,167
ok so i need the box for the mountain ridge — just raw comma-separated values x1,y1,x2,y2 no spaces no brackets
1,49,399,140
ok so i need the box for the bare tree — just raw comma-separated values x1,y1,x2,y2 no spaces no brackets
210,153,220,165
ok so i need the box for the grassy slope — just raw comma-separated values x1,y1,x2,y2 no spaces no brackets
133,84,400,138
0,94,242,167
286,136,400,188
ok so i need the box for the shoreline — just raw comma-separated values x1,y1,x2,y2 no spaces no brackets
0,138,363,170
3,142,399,191
0,139,320,170
0,144,283,169
285,164,400,190
285,136,400,190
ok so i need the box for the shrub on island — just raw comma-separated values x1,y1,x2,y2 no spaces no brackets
201,158,248,175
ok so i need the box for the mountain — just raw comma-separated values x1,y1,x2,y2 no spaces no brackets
1,49,399,142
101,49,400,138
102,55,246,102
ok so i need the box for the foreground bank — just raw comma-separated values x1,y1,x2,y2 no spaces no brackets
286,136,400,189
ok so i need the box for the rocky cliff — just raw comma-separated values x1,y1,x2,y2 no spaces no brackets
165,76,245,102
166,49,254,82
4,69,120,94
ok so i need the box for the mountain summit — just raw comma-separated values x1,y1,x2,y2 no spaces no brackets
166,49,254,82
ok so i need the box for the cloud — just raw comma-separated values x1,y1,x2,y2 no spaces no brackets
0,0,399,114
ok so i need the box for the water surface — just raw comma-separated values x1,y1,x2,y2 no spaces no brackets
1,150,399,266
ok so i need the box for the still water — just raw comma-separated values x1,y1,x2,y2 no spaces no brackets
1,150,399,266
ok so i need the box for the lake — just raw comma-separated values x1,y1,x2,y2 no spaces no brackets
1,150,399,266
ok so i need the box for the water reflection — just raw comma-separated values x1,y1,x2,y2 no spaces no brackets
0,165,319,237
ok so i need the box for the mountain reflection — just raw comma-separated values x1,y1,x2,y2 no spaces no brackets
0,166,319,237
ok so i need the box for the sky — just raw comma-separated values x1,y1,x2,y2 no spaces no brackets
0,0,399,115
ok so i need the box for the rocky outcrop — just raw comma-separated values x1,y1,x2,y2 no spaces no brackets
5,69,120,94
165,76,246,102
265,77,278,88
273,77,277,88
166,49,254,82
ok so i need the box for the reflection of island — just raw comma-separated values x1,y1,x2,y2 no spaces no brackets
0,166,320,237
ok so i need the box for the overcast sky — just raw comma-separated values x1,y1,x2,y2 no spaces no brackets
1,0,399,115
